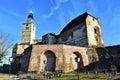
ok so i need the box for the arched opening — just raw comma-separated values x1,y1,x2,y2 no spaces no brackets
73,52,83,71
44,51,56,72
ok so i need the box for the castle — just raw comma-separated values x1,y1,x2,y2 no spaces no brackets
12,9,112,73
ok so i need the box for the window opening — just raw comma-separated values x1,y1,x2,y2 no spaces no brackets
26,24,28,26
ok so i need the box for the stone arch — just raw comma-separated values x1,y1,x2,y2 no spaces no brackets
73,52,84,70
44,50,56,72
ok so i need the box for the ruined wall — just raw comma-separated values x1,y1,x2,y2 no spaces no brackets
62,45,89,72
13,44,30,55
27,44,89,73
20,46,32,72
28,44,64,73
42,33,56,44
58,22,88,47
106,45,120,72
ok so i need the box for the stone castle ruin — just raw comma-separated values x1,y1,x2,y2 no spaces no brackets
12,9,112,73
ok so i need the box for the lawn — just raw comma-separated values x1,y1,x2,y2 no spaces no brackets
0,72,119,80
46,73,119,80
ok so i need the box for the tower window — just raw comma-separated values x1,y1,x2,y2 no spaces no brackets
94,26,99,34
94,28,97,34
26,24,28,26
26,27,29,30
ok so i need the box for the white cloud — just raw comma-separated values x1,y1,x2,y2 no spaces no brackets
43,0,69,18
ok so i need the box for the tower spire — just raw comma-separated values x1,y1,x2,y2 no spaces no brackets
29,6,33,14
25,8,34,23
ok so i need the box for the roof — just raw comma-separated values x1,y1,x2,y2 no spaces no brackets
60,12,96,34
42,33,56,37
24,8,34,24
29,8,33,14
25,18,34,24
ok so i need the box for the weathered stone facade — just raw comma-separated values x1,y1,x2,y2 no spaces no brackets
12,10,107,73
86,15,104,47
27,45,88,73
106,45,120,72
41,13,104,48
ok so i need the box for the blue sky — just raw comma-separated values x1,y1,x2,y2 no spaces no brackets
0,0,120,46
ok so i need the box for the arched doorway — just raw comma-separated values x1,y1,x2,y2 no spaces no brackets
73,52,83,71
44,51,56,72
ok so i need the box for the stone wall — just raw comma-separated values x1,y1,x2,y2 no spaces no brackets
58,22,88,47
13,44,30,55
106,45,120,71
20,46,32,72
27,44,89,73
42,33,56,44
86,15,104,47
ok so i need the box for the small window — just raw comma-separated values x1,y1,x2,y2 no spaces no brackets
94,28,97,34
26,27,29,30
94,26,99,34
26,24,28,26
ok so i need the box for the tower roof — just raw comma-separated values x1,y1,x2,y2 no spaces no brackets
24,8,34,24
29,8,33,14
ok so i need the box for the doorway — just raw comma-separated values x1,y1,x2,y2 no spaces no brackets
44,51,56,72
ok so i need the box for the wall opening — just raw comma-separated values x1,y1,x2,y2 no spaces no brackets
44,51,56,72
94,26,102,45
73,52,83,70
94,26,100,35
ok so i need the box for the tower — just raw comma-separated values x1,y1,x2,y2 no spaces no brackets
86,14,104,47
58,12,104,47
21,8,36,44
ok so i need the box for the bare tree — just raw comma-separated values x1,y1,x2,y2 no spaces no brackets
0,32,13,60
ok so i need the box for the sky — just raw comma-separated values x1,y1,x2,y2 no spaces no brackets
0,0,120,47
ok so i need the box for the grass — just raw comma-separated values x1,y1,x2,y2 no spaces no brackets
0,72,119,80
46,73,116,80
